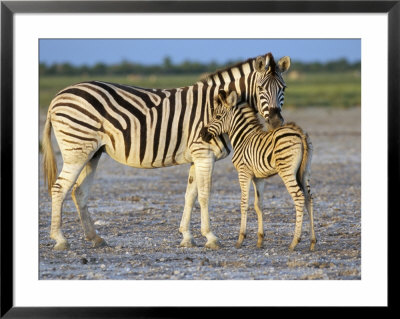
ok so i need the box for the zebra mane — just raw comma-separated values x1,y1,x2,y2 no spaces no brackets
277,122,307,136
199,56,258,84
266,52,276,73
282,122,302,131
200,53,278,84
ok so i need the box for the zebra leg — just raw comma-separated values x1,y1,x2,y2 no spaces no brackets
279,172,305,251
252,178,265,248
71,149,106,248
301,170,316,251
306,192,317,251
194,158,220,249
236,173,252,248
290,195,305,251
179,163,197,247
50,162,86,250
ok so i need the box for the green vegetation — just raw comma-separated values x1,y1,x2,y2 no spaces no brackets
39,57,360,77
284,71,360,108
39,59,361,110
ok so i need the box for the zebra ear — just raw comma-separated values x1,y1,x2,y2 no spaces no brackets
225,91,238,109
277,56,291,73
255,55,267,72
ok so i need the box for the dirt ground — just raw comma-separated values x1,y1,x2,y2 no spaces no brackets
39,106,361,280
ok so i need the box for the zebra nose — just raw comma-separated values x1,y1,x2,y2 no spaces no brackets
267,107,284,129
200,126,208,137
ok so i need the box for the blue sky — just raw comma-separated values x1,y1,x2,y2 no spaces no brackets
39,39,361,66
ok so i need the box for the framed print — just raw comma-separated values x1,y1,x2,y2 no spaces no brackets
1,0,396,317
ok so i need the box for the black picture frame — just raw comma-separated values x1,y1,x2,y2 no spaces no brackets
1,1,396,317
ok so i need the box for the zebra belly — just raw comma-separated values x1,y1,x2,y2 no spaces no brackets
243,159,278,179
104,140,229,169
254,169,278,179
103,145,189,168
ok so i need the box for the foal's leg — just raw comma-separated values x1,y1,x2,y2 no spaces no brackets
252,178,265,248
305,190,316,251
278,171,305,251
71,149,106,248
236,171,252,248
301,169,316,251
179,163,198,247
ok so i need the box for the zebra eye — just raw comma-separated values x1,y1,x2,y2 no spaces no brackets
215,115,222,120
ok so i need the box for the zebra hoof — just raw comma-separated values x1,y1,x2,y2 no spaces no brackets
236,234,245,248
53,241,70,251
179,238,196,248
205,239,221,250
289,243,298,251
289,237,301,251
92,237,107,248
257,233,264,248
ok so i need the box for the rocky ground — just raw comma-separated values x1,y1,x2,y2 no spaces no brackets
39,106,361,280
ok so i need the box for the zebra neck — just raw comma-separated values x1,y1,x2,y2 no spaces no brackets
228,106,263,148
198,59,256,108
200,58,254,85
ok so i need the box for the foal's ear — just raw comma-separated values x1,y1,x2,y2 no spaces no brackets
225,91,238,109
217,90,228,104
217,90,236,109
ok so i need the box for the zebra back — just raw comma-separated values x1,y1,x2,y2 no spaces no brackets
45,53,289,169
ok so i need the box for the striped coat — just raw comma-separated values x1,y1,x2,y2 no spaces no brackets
42,53,291,250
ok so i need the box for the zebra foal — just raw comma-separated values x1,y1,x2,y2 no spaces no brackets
200,91,316,251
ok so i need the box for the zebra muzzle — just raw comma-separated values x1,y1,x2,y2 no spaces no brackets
200,127,213,143
267,107,285,130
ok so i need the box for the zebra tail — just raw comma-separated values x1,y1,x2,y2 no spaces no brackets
42,115,57,195
297,132,313,206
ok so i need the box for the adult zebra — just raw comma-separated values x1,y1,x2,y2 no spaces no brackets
42,52,291,250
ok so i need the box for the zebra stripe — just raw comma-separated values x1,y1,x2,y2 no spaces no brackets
201,91,316,251
42,52,291,250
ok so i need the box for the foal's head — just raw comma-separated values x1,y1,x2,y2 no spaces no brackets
200,90,238,143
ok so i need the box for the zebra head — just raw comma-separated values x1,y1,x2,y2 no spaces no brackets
257,85,285,130
254,53,290,124
200,90,237,143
